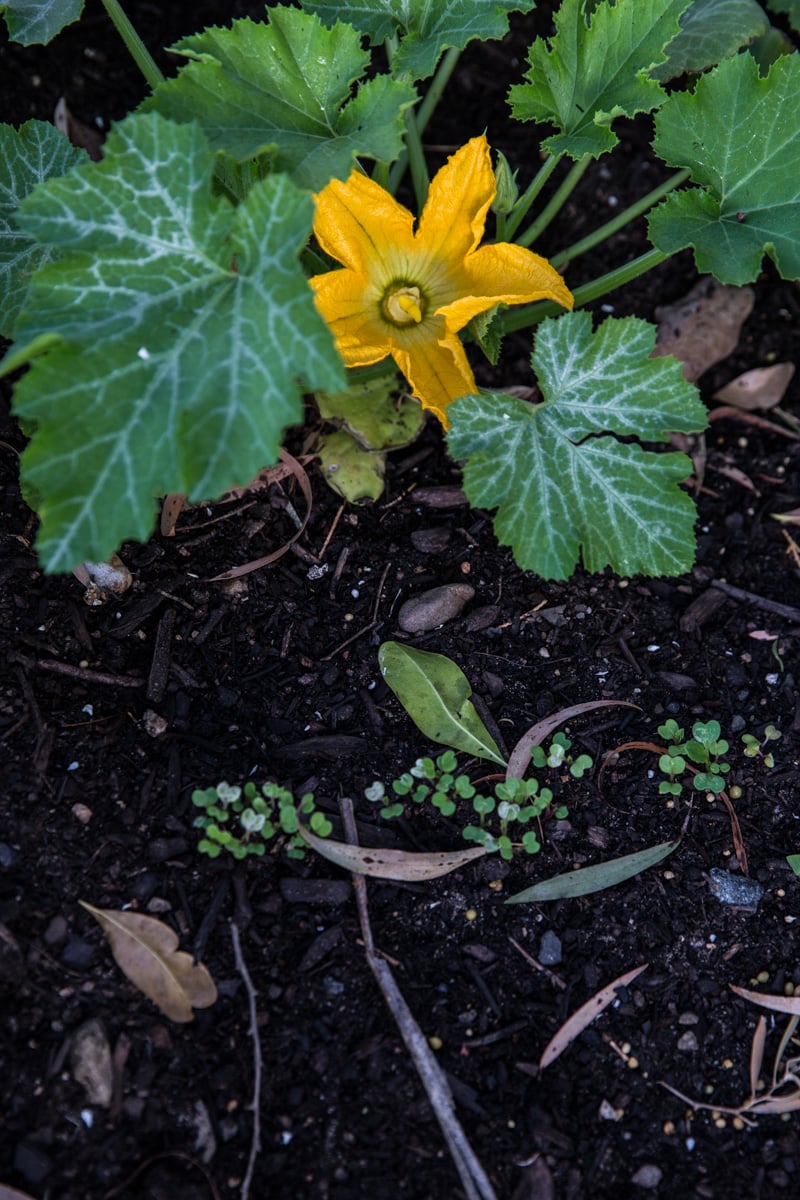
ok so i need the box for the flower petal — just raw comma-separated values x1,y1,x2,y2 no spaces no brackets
313,171,416,278
392,330,477,428
437,242,574,332
416,135,495,266
310,268,389,365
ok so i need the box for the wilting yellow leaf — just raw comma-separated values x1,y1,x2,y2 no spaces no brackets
80,901,217,1023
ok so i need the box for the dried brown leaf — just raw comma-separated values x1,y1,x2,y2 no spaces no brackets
730,984,800,1017
299,826,487,880
653,278,754,381
506,700,639,782
749,1015,767,1098
79,901,217,1023
713,363,795,411
772,508,800,526
539,964,648,1069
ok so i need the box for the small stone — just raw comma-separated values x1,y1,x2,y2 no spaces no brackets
323,975,345,997
708,868,765,909
464,605,501,633
410,528,451,554
677,1030,699,1052
631,1165,663,1188
539,930,562,965
43,914,68,947
397,583,475,633
678,1011,699,1025
60,933,95,969
148,837,188,862
146,896,172,914
70,1017,113,1107
142,709,169,738
0,842,16,868
71,803,93,825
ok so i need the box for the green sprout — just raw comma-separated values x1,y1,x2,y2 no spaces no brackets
365,741,579,861
192,780,332,861
657,719,780,799
741,724,782,768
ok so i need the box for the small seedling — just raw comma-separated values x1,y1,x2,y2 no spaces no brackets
657,719,731,796
657,719,781,798
192,780,332,861
365,741,576,861
741,724,782,768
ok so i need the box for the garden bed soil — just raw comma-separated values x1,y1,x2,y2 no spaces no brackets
2,4,800,1198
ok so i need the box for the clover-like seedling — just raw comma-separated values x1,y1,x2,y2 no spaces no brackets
656,719,732,796
741,724,781,768
193,780,331,861
657,719,779,800
366,746,575,861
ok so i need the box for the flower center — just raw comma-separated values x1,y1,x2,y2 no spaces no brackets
382,284,424,327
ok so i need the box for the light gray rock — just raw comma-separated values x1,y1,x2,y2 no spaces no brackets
398,584,475,633
70,1018,113,1107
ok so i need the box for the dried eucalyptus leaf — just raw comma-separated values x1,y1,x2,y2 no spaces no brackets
79,901,217,1023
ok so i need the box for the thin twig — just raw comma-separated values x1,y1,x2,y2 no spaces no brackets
711,579,800,623
230,921,262,1200
338,797,498,1200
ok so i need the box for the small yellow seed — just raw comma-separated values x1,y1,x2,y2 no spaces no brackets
429,1036,442,1051
732,1118,746,1131
663,1121,676,1135
465,908,478,922
714,1117,727,1129
627,1057,639,1070
728,785,742,799
722,1059,734,1069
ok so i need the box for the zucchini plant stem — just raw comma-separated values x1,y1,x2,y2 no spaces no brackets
550,169,691,269
502,152,561,241
388,47,462,195
517,154,591,247
100,0,164,91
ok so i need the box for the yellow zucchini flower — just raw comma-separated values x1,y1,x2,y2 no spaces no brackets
309,135,573,426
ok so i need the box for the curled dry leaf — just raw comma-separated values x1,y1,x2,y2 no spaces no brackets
506,699,639,782
539,964,649,1069
730,983,800,1016
79,901,217,1023
653,277,754,381
299,825,487,881
713,363,795,411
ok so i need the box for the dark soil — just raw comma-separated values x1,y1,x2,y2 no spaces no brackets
2,5,800,1199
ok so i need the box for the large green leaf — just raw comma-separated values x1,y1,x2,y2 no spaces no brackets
648,52,800,285
653,0,769,81
767,0,800,32
7,112,344,573
301,0,536,81
1,0,83,44
508,0,692,159
0,121,83,337
378,642,506,764
143,7,416,190
447,311,707,580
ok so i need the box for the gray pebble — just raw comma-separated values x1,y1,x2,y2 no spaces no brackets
539,930,563,965
410,528,451,553
631,1165,663,1189
398,583,475,633
708,868,764,909
677,1030,699,1052
61,933,95,969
